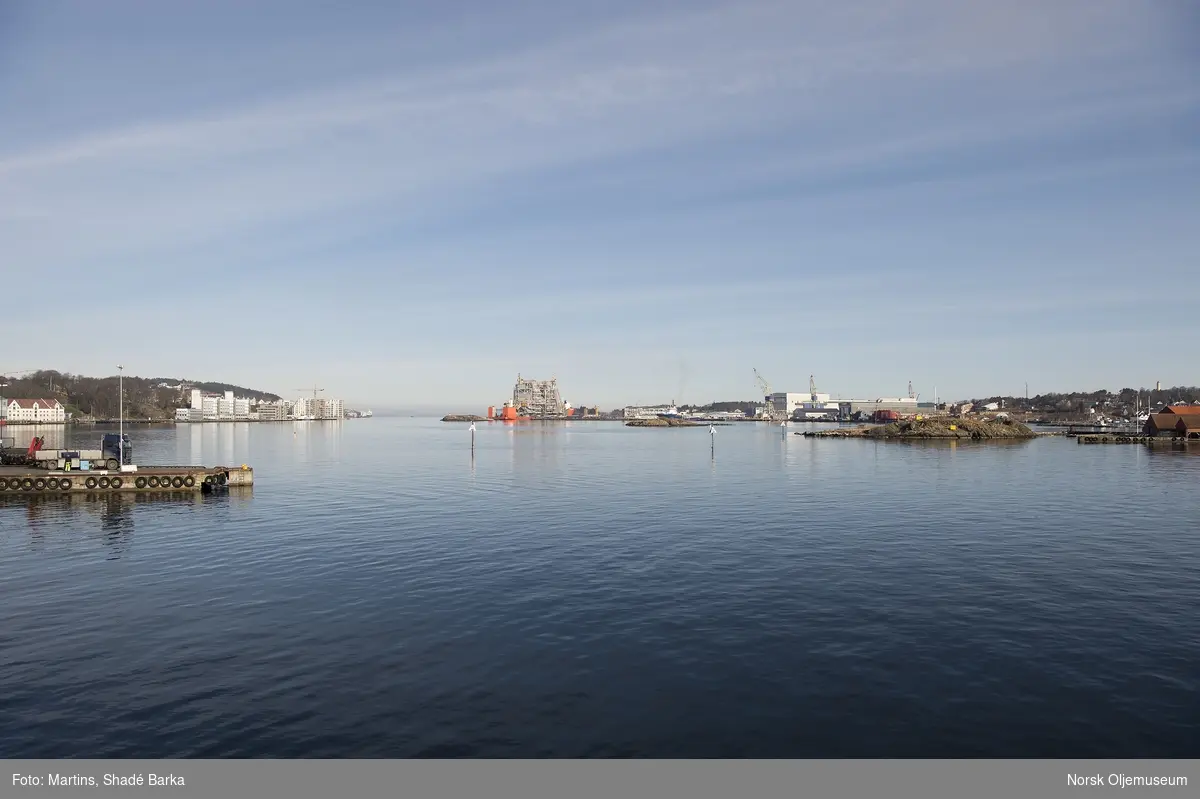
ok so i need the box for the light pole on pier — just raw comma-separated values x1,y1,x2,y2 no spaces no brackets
117,364,123,466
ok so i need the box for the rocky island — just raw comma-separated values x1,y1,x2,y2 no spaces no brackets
802,417,1037,440
441,414,489,422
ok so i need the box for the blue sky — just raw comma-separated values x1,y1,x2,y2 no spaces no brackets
2,0,1198,410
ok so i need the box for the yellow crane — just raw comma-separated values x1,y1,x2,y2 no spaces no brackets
753,368,778,422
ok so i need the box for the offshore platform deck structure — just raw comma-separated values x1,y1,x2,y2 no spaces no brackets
487,374,569,421
511,374,567,419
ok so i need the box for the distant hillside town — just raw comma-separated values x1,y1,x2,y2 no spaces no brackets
0,370,369,424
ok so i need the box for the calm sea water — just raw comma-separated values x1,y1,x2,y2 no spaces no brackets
2,419,1198,758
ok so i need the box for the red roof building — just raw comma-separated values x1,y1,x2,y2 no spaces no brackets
3,398,66,423
1160,404,1200,415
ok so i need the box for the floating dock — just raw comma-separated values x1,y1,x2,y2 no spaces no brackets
0,465,253,494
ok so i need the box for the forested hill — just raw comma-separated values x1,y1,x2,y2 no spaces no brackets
0,370,281,421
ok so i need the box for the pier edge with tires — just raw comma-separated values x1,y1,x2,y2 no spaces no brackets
0,465,253,495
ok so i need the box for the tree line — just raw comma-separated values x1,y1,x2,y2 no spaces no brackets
968,386,1200,414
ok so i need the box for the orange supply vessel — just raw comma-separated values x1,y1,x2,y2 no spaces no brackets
487,406,495,419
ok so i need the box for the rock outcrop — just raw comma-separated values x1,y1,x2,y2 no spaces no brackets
803,417,1037,440
625,417,700,427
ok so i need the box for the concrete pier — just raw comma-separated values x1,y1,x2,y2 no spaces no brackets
1076,434,1193,446
0,465,253,494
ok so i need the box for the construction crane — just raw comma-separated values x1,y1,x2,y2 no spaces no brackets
908,380,919,401
0,369,40,391
293,384,325,419
753,368,778,422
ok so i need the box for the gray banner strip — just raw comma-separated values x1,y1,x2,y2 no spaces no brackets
4,760,1196,799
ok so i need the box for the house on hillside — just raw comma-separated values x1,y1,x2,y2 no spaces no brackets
1159,404,1200,416
4,398,67,423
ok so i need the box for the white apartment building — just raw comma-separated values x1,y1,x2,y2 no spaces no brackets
179,391,339,422
5,398,67,423
257,402,287,422
318,398,345,419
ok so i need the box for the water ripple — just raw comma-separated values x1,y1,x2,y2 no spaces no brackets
1,421,1198,757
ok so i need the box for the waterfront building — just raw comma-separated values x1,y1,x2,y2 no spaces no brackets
317,398,344,419
837,397,921,417
623,404,679,419
176,393,343,422
257,402,287,422
1145,405,1200,437
1176,417,1200,440
4,398,66,423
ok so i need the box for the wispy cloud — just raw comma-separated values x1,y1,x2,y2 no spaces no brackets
1,0,1196,402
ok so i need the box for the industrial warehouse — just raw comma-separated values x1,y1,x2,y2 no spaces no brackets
756,372,938,423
